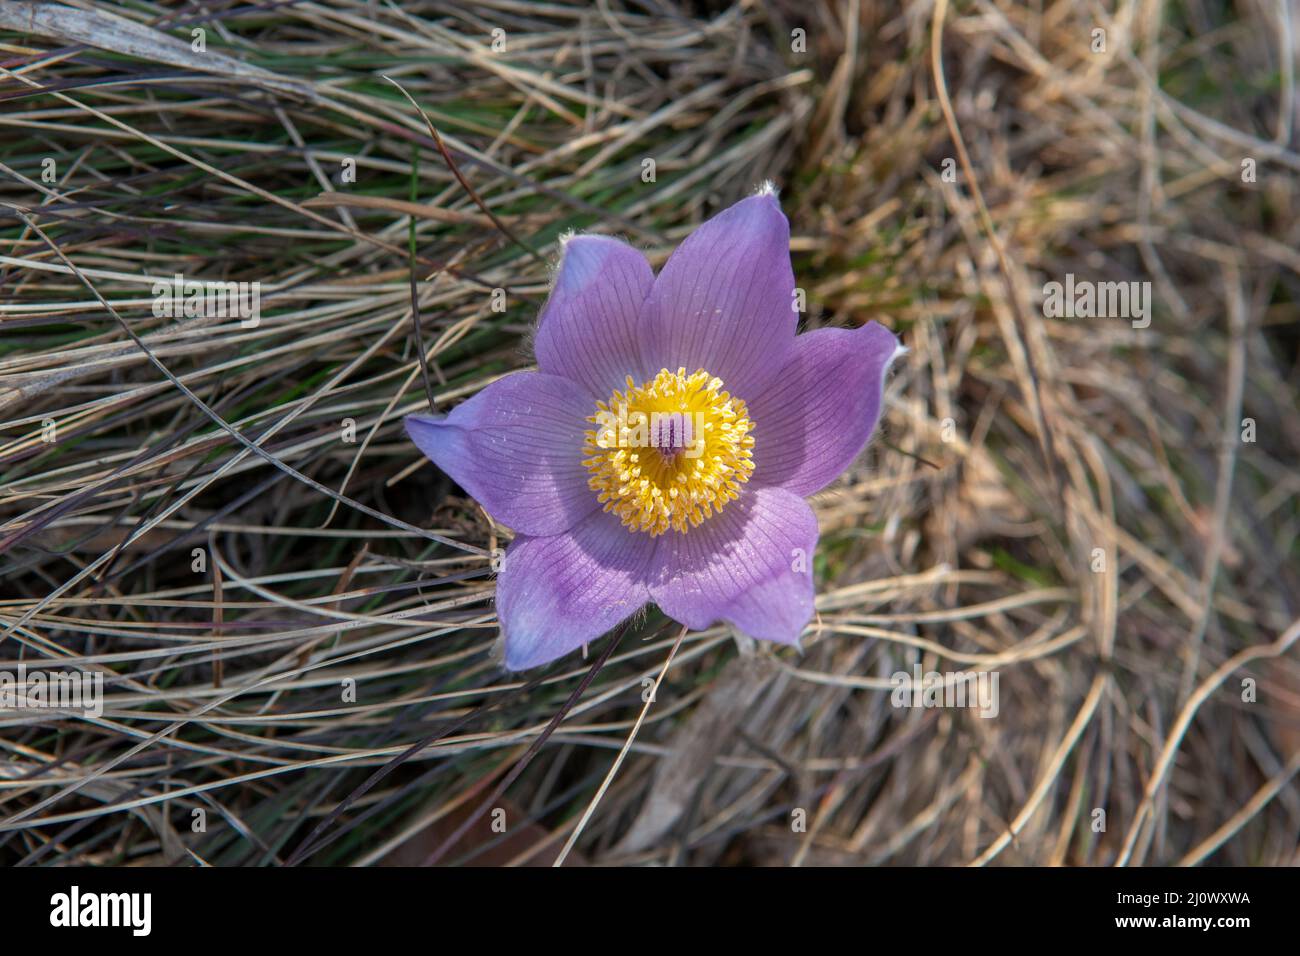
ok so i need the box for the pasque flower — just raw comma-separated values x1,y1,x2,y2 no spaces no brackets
406,188,903,669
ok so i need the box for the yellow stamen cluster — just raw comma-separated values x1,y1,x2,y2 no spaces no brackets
583,368,755,536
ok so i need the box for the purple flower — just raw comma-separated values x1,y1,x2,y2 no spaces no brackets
406,188,903,670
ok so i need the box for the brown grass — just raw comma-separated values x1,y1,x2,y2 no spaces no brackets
0,0,1297,866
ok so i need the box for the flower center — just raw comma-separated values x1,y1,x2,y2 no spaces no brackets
583,368,755,536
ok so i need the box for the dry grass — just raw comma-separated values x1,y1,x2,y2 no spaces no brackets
1,0,1297,866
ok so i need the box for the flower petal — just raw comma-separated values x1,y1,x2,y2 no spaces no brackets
497,508,654,670
748,322,902,496
534,235,654,399
639,191,797,398
405,372,596,537
649,485,817,644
